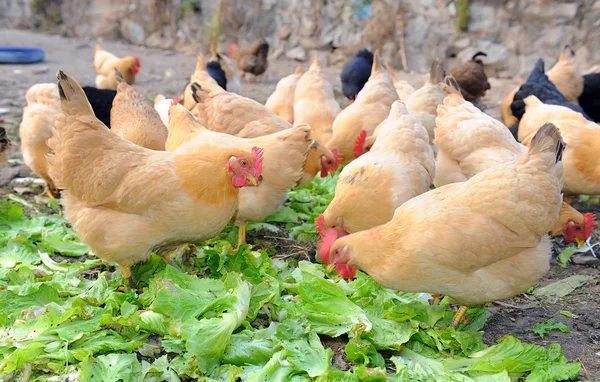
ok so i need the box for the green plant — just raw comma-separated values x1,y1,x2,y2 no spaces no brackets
532,320,571,338
456,0,470,32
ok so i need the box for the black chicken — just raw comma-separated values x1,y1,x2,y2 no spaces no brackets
341,49,374,100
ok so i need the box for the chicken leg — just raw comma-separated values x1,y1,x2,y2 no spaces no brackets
120,265,136,290
40,183,57,200
431,293,443,305
236,222,247,251
159,253,182,271
450,306,469,327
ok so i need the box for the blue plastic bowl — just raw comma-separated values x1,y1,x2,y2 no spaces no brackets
0,47,45,64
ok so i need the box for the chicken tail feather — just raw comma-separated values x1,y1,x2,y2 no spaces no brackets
56,70,94,116
384,62,398,82
442,75,463,97
190,82,208,104
429,59,446,84
528,123,565,164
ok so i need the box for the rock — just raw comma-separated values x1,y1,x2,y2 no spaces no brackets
454,37,471,49
286,46,307,62
458,40,509,68
280,25,291,40
120,19,145,45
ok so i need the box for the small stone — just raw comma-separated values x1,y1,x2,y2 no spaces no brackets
120,19,145,45
454,37,471,49
32,66,48,75
14,187,33,195
286,46,307,62
280,25,291,40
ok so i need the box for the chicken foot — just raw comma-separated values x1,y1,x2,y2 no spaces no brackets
430,293,443,304
120,265,136,290
450,306,469,327
40,183,58,200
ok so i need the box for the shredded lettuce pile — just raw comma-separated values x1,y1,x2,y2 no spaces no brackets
0,175,581,381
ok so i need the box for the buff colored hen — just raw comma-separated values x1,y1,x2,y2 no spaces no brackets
189,83,341,183
317,101,434,236
327,50,399,164
385,63,415,101
48,71,262,288
435,78,594,244
19,83,61,198
183,54,222,111
294,56,341,145
265,67,302,123
111,73,168,150
323,124,565,326
166,104,311,246
94,45,141,90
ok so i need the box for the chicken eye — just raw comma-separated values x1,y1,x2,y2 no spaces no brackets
575,226,581,231
240,159,248,167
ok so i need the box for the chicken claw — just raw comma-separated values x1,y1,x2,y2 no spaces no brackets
40,184,58,200
431,293,443,305
450,305,469,328
119,265,136,290
159,253,183,271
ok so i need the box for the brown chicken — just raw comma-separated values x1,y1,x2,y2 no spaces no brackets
294,56,341,144
265,67,303,123
501,45,583,127
385,63,415,101
183,54,222,111
19,83,61,198
449,52,491,102
94,44,141,90
229,38,269,80
519,95,600,196
405,59,446,147
327,50,399,164
111,73,168,150
48,70,263,288
321,124,564,325
317,101,434,236
166,104,311,246
436,78,594,244
0,127,12,168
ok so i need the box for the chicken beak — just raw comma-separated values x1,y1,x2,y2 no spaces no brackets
326,263,336,273
575,237,585,247
247,176,260,187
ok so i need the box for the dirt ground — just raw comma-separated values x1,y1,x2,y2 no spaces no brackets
0,29,598,380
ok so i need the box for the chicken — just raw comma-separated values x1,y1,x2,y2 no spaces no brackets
19,83,61,198
501,46,583,127
354,61,445,157
317,101,434,236
328,50,399,164
48,70,262,288
404,59,446,146
340,49,374,100
435,77,594,244
294,56,341,144
110,73,168,150
166,103,311,246
154,94,179,127
183,54,222,111
206,51,228,90
82,87,116,127
546,45,583,102
265,67,303,124
385,63,415,101
518,95,600,196
229,38,269,79
189,83,341,185
94,44,141,90
0,127,12,168
321,123,564,325
578,73,600,122
511,59,590,122
210,45,242,94
449,52,491,102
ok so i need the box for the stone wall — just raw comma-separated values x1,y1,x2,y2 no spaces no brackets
1,0,598,77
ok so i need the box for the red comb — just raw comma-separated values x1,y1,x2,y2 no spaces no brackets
135,57,141,67
315,214,326,237
317,228,339,264
171,96,179,106
228,43,236,58
331,148,342,172
251,147,264,177
583,213,597,240
353,131,367,158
